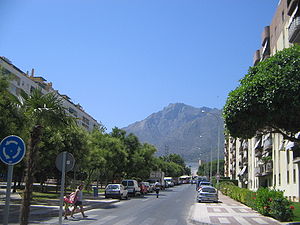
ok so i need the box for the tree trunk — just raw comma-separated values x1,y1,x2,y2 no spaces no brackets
20,125,42,225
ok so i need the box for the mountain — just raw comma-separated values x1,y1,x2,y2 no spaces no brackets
123,103,224,162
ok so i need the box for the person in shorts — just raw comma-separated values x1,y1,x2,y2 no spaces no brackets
70,184,88,218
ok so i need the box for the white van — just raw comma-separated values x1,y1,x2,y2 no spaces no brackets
121,179,141,196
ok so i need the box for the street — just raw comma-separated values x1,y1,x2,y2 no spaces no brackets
39,184,196,225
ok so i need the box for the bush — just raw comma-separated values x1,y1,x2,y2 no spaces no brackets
269,197,294,222
219,183,294,222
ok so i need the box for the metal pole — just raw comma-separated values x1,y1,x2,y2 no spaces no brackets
217,123,220,186
210,144,213,182
3,164,14,225
58,152,67,225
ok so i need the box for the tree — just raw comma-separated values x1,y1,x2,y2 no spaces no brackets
223,45,300,141
19,89,73,225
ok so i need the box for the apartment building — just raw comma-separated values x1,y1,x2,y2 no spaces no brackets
224,0,300,201
0,56,100,132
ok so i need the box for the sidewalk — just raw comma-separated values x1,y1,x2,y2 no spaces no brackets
189,191,282,225
0,189,119,224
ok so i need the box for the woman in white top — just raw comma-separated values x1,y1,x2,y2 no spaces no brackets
70,184,87,218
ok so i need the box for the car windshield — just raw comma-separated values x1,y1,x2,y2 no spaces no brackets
128,181,134,186
202,187,216,193
107,185,119,189
200,182,211,186
121,181,127,186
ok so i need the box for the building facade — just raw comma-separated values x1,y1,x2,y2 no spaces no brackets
224,0,300,202
0,56,100,132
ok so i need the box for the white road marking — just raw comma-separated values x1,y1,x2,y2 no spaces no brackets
113,216,136,225
139,217,156,225
252,217,269,224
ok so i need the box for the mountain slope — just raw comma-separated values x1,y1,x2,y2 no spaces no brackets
123,103,224,162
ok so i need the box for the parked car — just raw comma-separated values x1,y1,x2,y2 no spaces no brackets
164,177,174,188
146,179,158,191
197,186,218,203
104,184,128,200
196,181,212,191
139,182,148,195
141,181,152,193
121,179,141,196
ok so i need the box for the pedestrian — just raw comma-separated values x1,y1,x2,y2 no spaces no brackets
154,181,161,198
63,194,71,220
70,184,88,218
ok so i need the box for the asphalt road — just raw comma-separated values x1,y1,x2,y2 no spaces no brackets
41,184,197,225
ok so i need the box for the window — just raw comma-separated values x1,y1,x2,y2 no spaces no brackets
274,174,276,186
287,151,290,164
287,171,290,184
279,173,281,186
294,169,297,183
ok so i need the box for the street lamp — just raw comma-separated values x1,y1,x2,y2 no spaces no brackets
201,110,221,185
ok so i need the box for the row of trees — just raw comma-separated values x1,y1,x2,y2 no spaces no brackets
0,67,190,224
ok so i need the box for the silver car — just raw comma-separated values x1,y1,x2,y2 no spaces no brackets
105,184,128,200
197,186,218,203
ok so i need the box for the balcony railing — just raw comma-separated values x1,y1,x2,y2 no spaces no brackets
288,0,299,16
289,16,300,43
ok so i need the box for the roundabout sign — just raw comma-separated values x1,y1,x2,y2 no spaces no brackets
0,135,26,165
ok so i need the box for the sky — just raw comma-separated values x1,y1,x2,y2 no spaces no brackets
0,0,279,132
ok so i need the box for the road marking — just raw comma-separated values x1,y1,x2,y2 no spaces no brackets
219,217,231,223
252,217,269,224
139,217,156,225
89,215,117,225
113,216,136,225
164,219,178,225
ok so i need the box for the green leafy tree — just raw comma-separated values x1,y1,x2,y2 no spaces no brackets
223,45,300,141
19,89,73,225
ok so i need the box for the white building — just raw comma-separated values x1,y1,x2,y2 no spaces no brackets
225,0,300,202
0,56,100,131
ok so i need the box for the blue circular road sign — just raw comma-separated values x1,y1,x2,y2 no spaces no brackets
0,135,26,165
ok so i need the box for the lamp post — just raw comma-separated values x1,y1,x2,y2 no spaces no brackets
202,110,221,185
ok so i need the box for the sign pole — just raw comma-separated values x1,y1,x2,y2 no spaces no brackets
3,164,14,225
58,151,67,225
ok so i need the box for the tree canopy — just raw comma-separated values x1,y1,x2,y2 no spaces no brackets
223,45,300,141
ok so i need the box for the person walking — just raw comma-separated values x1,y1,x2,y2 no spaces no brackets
70,184,88,218
154,181,161,198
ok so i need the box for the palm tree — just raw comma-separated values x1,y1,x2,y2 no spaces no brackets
19,89,73,225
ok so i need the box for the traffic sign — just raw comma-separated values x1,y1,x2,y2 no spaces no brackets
55,152,75,172
0,135,26,165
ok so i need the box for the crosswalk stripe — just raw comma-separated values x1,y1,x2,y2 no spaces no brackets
139,217,156,225
89,215,117,225
113,216,136,225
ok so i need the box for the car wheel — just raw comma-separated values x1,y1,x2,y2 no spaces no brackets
198,200,201,203
126,194,129,200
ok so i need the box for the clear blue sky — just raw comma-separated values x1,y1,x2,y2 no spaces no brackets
0,0,279,132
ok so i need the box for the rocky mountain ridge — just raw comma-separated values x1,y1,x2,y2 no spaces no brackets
123,103,224,162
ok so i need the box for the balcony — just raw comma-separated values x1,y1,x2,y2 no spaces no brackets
263,134,272,151
289,16,300,43
262,162,273,176
242,140,248,150
255,166,263,177
262,26,270,46
288,0,299,16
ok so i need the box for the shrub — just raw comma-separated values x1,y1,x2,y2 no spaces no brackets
219,183,294,222
269,197,294,222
